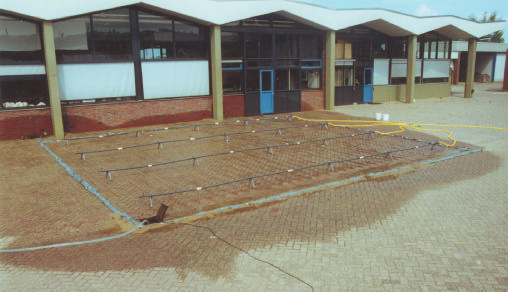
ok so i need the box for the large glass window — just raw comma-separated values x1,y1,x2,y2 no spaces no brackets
300,35,322,59
174,21,207,59
1,14,48,109
222,70,243,93
139,12,173,60
275,68,299,91
276,34,298,58
222,31,242,59
93,9,131,60
54,8,131,62
1,77,49,108
246,33,272,58
0,15,43,64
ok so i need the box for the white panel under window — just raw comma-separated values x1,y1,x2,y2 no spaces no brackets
391,59,407,78
57,63,136,100
423,60,451,78
142,60,209,99
494,53,506,82
373,59,389,85
0,65,45,76
415,59,422,77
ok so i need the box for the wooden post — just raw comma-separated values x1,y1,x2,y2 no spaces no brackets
503,49,508,91
325,31,335,110
210,25,223,121
42,21,64,139
464,38,477,98
406,35,417,103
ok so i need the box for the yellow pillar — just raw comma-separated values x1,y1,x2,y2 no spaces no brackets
210,25,223,121
42,21,64,139
406,35,417,103
464,38,477,98
325,31,335,110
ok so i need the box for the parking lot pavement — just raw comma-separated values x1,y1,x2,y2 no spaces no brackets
1,83,507,291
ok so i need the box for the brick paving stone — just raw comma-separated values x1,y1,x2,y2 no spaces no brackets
1,83,507,291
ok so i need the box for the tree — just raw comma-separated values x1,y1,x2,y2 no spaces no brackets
469,12,505,43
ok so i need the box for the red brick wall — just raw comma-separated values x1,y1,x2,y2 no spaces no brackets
223,95,245,118
63,96,213,133
0,108,53,140
301,90,324,111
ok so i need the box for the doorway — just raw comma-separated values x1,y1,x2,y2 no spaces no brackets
260,70,274,114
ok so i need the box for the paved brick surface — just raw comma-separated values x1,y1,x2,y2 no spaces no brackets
1,83,507,291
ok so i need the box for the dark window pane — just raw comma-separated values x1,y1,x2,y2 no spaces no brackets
92,8,131,61
261,71,272,91
54,15,93,62
276,34,289,58
275,69,298,91
175,21,206,58
223,70,243,93
373,39,387,58
0,15,43,64
300,35,323,59
221,31,242,59
1,76,49,107
390,39,407,59
246,33,272,58
246,70,260,92
139,12,173,60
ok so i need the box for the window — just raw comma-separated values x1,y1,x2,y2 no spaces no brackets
222,70,243,93
276,34,298,58
301,59,322,90
275,68,299,91
390,38,407,59
1,14,48,109
221,31,242,59
93,9,131,60
174,21,207,59
246,33,272,58
0,15,43,64
139,12,173,60
302,69,321,89
300,35,322,59
335,67,353,87
1,77,49,108
54,8,131,62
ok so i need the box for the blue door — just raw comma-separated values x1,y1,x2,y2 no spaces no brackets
260,70,274,114
363,67,373,103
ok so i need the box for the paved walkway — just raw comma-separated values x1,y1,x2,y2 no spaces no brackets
1,83,507,291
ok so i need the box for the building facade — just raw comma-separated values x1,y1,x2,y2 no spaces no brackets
0,0,504,140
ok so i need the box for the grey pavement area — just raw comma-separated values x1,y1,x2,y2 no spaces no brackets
1,83,508,291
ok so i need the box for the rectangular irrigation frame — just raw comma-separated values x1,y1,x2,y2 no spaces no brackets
36,114,477,224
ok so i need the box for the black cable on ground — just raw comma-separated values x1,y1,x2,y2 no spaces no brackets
180,222,315,292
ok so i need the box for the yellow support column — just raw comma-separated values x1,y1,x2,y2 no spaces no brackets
325,31,335,110
406,35,417,103
210,25,223,121
464,38,477,98
42,21,64,139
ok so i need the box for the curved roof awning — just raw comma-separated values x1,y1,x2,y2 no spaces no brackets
0,0,504,40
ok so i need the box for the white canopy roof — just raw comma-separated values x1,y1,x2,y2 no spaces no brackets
0,0,504,39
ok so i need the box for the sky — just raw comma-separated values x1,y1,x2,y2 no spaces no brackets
296,0,507,42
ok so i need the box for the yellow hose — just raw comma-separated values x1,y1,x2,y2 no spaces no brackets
292,115,508,147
